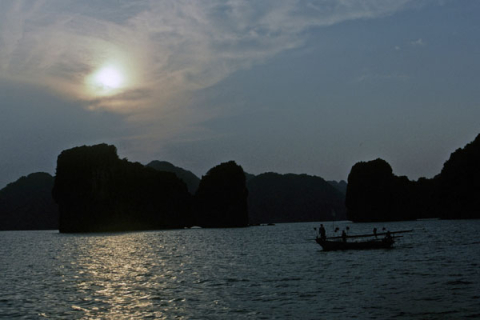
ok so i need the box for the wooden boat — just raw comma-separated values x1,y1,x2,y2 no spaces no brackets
316,237,394,251
315,230,412,251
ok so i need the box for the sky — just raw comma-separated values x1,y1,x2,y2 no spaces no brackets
1,0,479,189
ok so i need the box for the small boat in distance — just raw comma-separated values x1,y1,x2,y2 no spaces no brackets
315,229,412,251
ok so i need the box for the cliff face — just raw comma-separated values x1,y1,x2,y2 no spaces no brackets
194,161,249,228
346,133,480,221
247,173,346,224
0,172,58,230
52,144,193,232
346,159,418,222
437,134,480,219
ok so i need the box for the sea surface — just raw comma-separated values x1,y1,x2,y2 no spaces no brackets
1,220,479,319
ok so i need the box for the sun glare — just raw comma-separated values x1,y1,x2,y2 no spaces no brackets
95,67,124,89
86,63,129,97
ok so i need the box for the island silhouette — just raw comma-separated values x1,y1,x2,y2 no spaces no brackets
0,133,479,231
51,144,249,232
346,133,480,221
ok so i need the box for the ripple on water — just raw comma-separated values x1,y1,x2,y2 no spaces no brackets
1,221,480,319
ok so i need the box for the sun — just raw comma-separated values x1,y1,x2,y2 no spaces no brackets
86,64,128,96
95,66,124,89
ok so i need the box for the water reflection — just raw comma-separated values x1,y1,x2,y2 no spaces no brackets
62,233,184,319
1,222,479,319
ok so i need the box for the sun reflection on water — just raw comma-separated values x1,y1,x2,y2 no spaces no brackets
65,234,178,319
3,223,480,318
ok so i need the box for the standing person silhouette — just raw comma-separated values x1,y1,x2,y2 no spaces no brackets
319,224,326,240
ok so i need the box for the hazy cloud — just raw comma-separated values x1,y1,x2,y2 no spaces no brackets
1,0,478,189
355,73,410,82
0,0,430,158
1,1,421,105
411,38,426,46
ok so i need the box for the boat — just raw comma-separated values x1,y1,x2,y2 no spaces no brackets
316,237,394,251
315,230,412,251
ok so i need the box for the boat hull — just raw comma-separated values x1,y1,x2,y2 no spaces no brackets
316,238,394,251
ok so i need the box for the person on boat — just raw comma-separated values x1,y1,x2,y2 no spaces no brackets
373,228,378,239
319,224,326,241
341,230,347,242
385,230,392,241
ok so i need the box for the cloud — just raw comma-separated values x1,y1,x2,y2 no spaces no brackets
410,38,426,46
355,73,410,82
0,0,427,155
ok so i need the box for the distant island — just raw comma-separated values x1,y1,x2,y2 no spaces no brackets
0,147,347,231
1,133,478,231
346,133,480,221
0,172,58,231
51,144,248,232
247,173,346,224
146,160,200,194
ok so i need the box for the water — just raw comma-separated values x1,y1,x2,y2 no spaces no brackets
1,220,479,319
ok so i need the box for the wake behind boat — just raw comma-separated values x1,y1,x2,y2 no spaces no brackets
315,227,412,251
